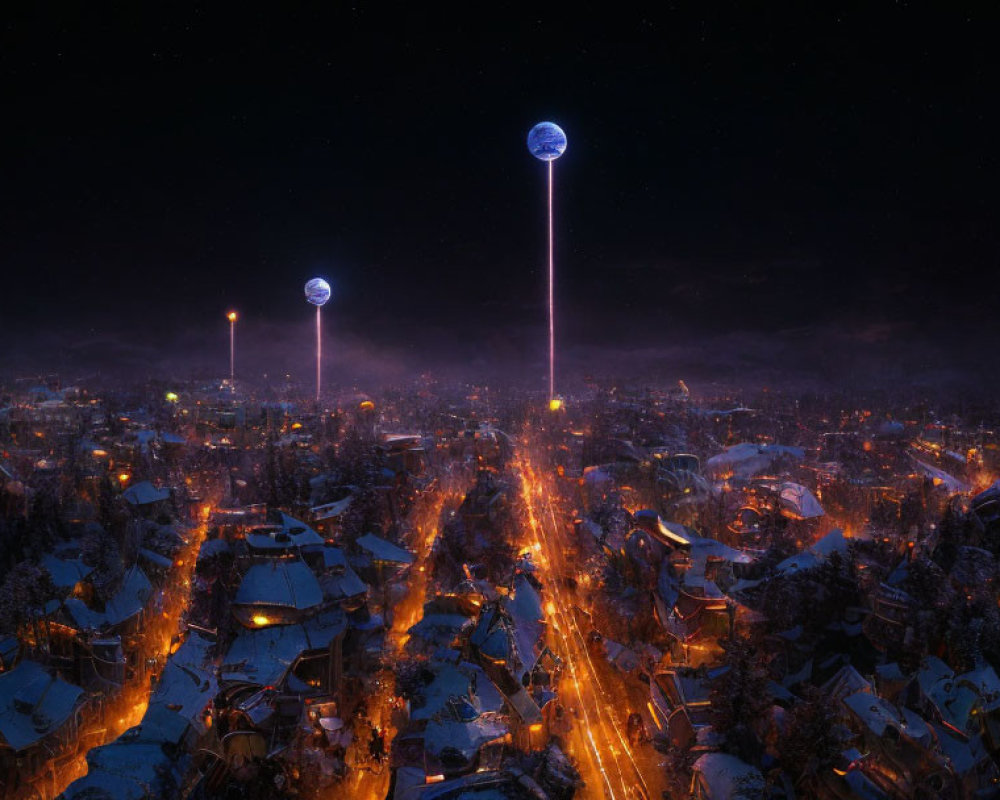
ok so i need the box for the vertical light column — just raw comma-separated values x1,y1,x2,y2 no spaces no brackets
526,121,567,408
304,277,332,406
227,311,237,383
316,304,322,403
548,158,555,403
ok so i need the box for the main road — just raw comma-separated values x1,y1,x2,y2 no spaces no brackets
514,428,667,800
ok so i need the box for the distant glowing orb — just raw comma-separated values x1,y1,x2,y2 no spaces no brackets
527,122,567,161
305,278,331,306
549,397,564,412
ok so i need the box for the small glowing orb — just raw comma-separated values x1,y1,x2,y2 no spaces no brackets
118,473,130,483
227,311,238,322
359,400,375,411
305,277,332,306
527,121,567,161
252,614,270,627
165,391,179,403
549,397,564,411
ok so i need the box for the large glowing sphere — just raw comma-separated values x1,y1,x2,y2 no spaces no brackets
304,278,331,306
527,122,567,161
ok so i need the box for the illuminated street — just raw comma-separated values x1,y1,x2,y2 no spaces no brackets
514,429,665,800
3,7,1000,800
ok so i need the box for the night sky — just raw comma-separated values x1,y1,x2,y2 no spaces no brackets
2,6,999,388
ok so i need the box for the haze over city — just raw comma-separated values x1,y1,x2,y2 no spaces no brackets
1,6,1000,800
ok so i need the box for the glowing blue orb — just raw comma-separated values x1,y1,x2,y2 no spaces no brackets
527,122,567,161
305,278,331,307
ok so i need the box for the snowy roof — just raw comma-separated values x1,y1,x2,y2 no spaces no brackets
958,663,1000,712
356,533,414,565
234,560,323,610
824,664,873,703
122,480,170,506
469,606,512,664
0,660,84,752
844,691,904,738
504,575,544,677
138,547,172,569
911,457,970,494
776,529,851,575
246,515,325,552
918,656,981,732
146,632,216,732
931,721,989,776
221,609,346,687
64,566,152,631
688,536,754,565
409,614,475,648
705,443,805,478
197,538,231,561
634,509,697,547
61,769,152,800
41,551,93,589
692,752,765,800
312,495,353,520
778,482,825,519
321,545,348,569
412,662,476,721
276,512,325,545
78,740,179,798
319,563,367,602
423,714,507,760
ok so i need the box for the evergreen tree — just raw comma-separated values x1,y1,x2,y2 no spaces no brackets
0,562,57,650
710,637,773,766
778,686,842,782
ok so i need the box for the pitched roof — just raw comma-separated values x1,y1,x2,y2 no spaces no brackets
234,560,322,610
123,480,170,506
221,609,346,687
0,660,84,752
64,566,152,631
356,533,414,564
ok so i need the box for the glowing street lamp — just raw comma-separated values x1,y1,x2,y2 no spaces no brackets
227,311,237,383
304,278,332,403
527,121,567,405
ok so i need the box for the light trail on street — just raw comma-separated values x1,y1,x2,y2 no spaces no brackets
514,430,655,800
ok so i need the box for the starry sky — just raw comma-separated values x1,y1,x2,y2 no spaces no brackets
2,5,999,388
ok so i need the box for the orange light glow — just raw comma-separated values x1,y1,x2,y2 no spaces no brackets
118,473,130,483
252,614,270,627
548,397,563,411
227,311,237,322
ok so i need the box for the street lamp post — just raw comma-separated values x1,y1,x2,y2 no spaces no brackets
227,311,237,383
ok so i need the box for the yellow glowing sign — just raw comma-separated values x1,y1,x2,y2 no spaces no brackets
165,392,179,403
548,398,563,411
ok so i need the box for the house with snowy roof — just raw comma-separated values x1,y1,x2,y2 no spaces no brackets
0,660,87,797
